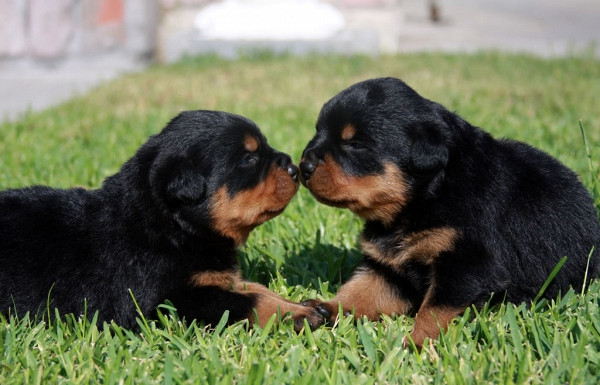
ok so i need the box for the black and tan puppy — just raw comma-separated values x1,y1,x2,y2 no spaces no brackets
0,110,324,330
299,78,600,348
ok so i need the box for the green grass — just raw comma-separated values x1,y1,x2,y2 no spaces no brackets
1,52,600,384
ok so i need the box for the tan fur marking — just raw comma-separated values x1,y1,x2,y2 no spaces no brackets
306,156,409,225
189,273,321,330
235,281,294,303
235,281,322,329
210,165,298,245
341,124,356,141
188,270,241,290
361,227,460,271
407,306,463,349
325,269,411,321
405,287,464,349
244,135,259,152
360,240,386,263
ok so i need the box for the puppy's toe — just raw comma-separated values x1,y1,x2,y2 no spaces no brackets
300,299,337,323
292,307,326,332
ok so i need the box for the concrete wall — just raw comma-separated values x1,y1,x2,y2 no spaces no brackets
0,0,159,64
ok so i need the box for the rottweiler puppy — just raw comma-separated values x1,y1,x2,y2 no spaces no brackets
299,78,600,348
0,110,324,331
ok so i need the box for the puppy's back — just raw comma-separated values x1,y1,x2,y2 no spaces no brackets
0,186,90,313
450,133,600,301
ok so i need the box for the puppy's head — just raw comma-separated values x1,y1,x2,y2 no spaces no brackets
142,110,298,246
299,78,454,225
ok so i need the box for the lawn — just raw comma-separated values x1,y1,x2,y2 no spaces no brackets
1,53,599,384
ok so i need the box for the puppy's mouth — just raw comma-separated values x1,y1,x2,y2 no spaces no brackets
311,193,354,209
260,206,286,219
314,195,374,217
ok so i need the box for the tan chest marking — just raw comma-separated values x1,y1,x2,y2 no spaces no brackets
361,227,460,271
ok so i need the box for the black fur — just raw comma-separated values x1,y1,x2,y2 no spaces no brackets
0,110,303,328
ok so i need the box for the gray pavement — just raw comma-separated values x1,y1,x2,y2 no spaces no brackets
400,0,600,56
1,0,599,123
0,56,145,122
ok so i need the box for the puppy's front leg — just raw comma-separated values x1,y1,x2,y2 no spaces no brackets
404,285,465,350
302,266,412,323
175,270,324,331
235,281,325,331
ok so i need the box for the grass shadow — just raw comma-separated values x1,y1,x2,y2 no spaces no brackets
239,242,362,290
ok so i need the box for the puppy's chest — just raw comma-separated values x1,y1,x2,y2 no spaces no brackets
360,226,460,271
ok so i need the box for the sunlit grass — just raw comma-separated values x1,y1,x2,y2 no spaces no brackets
1,52,599,384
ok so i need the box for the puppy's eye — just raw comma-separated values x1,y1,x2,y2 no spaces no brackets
240,153,258,167
344,141,366,151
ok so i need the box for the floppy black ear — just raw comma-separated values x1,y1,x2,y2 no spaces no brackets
407,122,449,198
407,122,449,178
165,163,206,205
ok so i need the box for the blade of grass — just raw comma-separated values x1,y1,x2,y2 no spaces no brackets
534,256,567,303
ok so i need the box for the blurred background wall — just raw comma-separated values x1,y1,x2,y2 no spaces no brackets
0,0,406,65
0,0,159,64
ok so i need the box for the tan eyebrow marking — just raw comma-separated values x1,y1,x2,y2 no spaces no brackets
341,124,356,141
244,135,259,152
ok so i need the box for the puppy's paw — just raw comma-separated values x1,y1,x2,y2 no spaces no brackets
300,299,349,325
291,305,326,332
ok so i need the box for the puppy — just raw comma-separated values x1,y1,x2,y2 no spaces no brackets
299,78,600,348
0,110,324,331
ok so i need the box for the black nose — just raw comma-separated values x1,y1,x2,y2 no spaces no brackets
299,149,320,181
275,153,297,181
287,164,298,181
299,160,316,181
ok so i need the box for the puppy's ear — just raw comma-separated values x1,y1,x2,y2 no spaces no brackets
407,122,449,197
408,141,448,178
164,161,206,206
